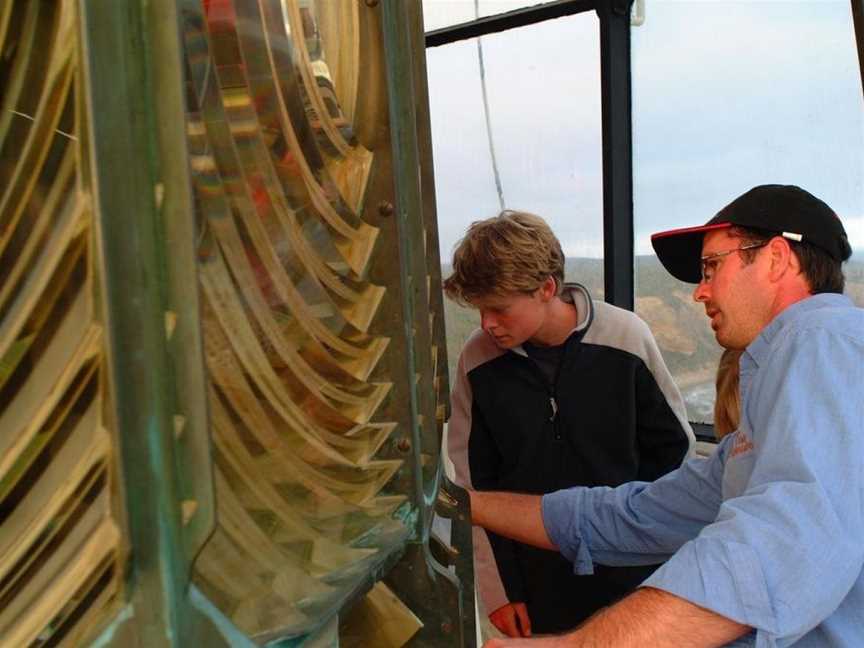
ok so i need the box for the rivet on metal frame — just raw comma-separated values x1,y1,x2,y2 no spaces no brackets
378,200,394,217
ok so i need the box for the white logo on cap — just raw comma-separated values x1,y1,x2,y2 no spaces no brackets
781,232,803,242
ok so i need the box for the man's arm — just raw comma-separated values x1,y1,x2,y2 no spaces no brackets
483,587,750,648
471,449,724,570
469,491,555,551
469,448,734,647
636,328,864,645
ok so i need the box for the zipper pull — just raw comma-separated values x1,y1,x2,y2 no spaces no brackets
549,396,558,422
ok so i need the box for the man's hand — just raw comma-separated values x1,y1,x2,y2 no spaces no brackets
489,602,532,638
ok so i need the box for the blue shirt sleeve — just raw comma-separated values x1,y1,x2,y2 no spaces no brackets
542,442,726,573
644,328,864,648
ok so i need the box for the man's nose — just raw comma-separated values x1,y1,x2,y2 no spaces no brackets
692,281,709,303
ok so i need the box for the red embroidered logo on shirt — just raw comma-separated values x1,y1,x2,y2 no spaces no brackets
730,430,755,458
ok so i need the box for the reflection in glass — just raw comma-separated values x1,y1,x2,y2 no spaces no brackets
181,0,423,641
632,0,864,424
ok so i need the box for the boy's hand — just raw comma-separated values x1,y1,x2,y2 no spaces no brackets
490,602,532,638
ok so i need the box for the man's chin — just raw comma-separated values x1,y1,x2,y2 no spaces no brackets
714,330,747,350
712,327,730,347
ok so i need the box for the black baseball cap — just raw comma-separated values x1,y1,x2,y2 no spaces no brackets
651,184,852,283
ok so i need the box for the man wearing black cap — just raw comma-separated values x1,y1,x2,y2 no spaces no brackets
469,185,864,647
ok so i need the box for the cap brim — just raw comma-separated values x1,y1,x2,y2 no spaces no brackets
650,222,732,284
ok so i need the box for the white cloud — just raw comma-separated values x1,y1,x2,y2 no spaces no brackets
843,214,864,252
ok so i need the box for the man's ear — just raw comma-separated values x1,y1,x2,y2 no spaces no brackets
767,236,796,282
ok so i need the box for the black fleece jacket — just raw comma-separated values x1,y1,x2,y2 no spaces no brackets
448,284,693,633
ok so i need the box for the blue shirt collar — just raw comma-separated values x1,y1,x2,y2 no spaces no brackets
744,293,853,370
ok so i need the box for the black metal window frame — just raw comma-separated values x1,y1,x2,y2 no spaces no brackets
853,0,864,100
425,0,635,311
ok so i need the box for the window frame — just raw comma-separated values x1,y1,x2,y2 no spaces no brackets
426,0,634,311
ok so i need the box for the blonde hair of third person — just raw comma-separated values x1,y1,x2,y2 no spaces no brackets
714,348,742,440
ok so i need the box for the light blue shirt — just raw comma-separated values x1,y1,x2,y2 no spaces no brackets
542,294,864,647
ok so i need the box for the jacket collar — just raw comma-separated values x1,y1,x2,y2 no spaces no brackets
561,283,594,334
511,283,594,356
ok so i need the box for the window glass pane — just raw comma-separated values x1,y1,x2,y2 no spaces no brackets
424,1,565,33
426,13,603,374
632,0,864,425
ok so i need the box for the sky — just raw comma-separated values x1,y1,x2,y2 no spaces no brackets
422,0,864,260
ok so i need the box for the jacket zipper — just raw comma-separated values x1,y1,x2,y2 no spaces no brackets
550,392,561,440
521,344,567,440
526,358,562,440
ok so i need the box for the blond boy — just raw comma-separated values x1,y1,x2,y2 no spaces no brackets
444,211,693,637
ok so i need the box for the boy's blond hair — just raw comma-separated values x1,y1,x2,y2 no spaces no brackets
443,210,565,304
714,348,742,440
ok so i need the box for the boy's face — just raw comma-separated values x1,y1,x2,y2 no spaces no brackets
471,282,553,349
